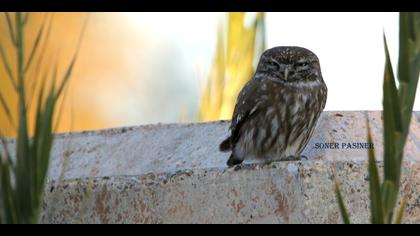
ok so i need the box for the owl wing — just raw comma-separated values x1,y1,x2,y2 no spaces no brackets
230,79,267,145
219,79,269,151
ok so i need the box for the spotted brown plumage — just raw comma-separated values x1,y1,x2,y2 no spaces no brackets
219,46,328,167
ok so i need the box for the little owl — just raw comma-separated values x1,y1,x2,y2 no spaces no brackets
219,46,327,167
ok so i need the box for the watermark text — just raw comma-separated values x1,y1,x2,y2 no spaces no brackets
314,142,374,149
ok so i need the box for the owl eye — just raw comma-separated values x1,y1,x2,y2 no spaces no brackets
268,60,281,71
296,61,310,71
297,62,309,67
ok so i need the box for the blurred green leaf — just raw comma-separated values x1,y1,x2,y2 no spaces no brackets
4,13,16,46
393,197,407,224
335,182,351,224
0,151,20,223
382,34,403,221
0,12,84,224
0,44,17,91
337,12,420,224
383,34,403,183
398,13,420,144
24,13,48,74
0,91,15,129
56,14,88,99
378,13,420,224
382,180,397,223
28,13,53,110
367,124,384,224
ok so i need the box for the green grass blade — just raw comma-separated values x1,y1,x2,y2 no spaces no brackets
0,161,19,223
393,197,407,224
382,180,397,223
398,12,420,148
22,13,29,26
1,11,80,225
0,44,18,91
55,57,76,98
383,34,403,187
54,85,69,132
31,67,56,209
39,95,55,178
34,70,48,140
0,134,15,172
28,13,53,110
24,13,48,74
40,73,56,155
33,68,53,197
0,91,16,129
367,123,384,224
15,12,38,223
4,13,16,46
335,182,351,224
397,13,410,86
0,152,4,223
55,14,88,98
33,76,49,201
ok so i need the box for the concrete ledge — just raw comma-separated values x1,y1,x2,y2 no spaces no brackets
3,111,420,223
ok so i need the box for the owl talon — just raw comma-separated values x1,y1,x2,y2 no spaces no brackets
267,161,278,168
233,164,243,171
227,154,243,168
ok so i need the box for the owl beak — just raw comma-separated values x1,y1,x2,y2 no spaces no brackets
284,68,289,81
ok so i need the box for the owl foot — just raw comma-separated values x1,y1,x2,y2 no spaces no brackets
265,161,278,169
227,154,244,168
233,164,243,171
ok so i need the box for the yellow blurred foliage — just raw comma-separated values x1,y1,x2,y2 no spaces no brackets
0,13,106,138
199,12,265,121
0,12,266,138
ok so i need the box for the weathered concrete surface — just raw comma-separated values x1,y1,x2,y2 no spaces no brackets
3,111,419,223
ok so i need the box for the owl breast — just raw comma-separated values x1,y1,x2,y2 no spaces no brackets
233,79,326,162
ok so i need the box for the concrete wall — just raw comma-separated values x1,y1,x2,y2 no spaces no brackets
4,111,420,223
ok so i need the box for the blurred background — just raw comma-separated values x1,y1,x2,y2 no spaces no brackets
0,12,418,137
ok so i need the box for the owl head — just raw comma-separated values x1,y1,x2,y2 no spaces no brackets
256,46,321,83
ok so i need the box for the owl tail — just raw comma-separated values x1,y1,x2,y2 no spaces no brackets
219,137,232,152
